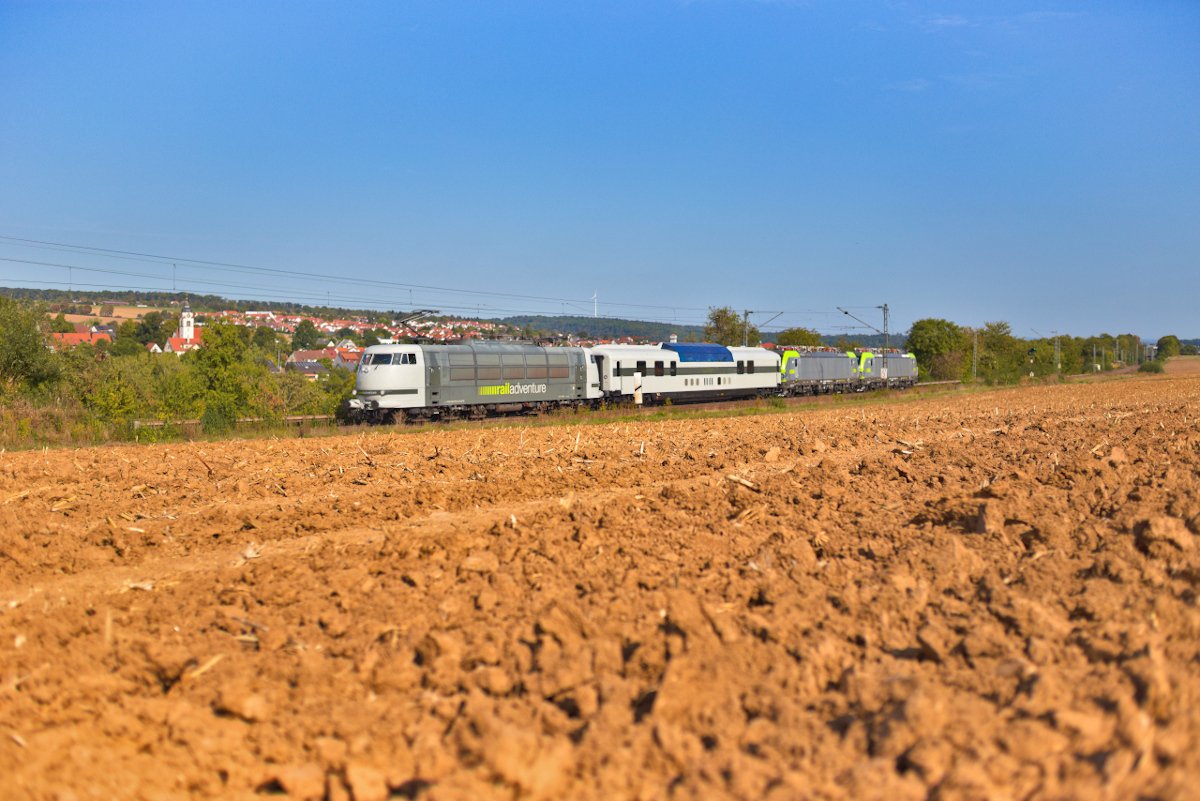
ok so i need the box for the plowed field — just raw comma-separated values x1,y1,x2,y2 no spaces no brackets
3,365,1199,801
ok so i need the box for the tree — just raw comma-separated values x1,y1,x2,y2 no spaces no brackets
360,327,392,348
906,318,967,381
109,336,147,357
291,319,323,350
49,313,75,333
1157,335,1181,359
134,311,177,346
774,327,822,348
0,296,59,392
252,326,280,351
109,320,146,357
976,321,1024,383
194,322,268,432
704,307,759,346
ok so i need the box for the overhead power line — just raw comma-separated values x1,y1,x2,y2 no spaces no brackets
0,234,890,332
0,234,720,315
0,234,847,320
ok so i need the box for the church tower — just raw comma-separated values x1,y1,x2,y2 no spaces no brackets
178,300,195,341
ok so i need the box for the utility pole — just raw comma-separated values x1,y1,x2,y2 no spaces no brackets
973,331,978,380
1052,330,1061,372
740,310,782,347
837,304,890,386
880,303,889,385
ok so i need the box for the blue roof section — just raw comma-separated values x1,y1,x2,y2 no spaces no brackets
661,342,734,362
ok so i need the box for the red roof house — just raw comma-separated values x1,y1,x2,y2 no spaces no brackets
49,332,111,349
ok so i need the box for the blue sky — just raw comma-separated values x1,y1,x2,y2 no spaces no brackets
1,1,1196,339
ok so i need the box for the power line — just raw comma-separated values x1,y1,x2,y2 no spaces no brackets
0,234,850,321
0,234,719,315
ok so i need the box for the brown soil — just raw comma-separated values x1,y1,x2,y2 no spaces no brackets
2,372,1198,800
1165,355,1200,376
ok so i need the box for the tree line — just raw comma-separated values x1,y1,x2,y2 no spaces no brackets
905,318,1187,383
700,307,1188,384
0,297,354,445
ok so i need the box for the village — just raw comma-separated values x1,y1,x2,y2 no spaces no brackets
44,301,640,380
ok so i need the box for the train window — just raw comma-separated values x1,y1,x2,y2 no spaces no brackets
477,365,501,380
654,361,664,377
748,361,755,374
548,366,569,379
527,354,548,379
502,355,525,380
399,353,416,365
670,363,677,377
636,360,646,375
449,367,475,381
737,361,745,375
370,353,391,365
614,361,620,377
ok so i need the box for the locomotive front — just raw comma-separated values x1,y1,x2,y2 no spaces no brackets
345,345,427,423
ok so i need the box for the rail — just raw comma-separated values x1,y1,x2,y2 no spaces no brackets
132,414,336,430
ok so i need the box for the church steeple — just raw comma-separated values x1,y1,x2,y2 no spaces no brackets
178,299,195,341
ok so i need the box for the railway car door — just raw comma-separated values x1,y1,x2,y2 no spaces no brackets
594,354,609,392
427,353,441,404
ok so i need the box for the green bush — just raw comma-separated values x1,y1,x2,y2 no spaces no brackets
201,392,240,434
1138,360,1164,374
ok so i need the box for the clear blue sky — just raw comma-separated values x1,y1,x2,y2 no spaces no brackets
1,1,1197,339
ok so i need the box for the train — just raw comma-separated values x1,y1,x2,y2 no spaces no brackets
345,340,916,424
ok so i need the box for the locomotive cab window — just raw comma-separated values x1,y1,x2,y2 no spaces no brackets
369,353,392,365
398,353,416,365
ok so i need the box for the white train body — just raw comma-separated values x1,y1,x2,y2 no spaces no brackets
345,339,911,423
588,343,780,404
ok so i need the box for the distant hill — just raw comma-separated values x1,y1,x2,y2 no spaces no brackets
0,287,397,321
493,315,705,341
492,315,910,347
811,333,892,349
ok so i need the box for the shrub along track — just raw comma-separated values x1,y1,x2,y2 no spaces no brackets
1,372,1198,800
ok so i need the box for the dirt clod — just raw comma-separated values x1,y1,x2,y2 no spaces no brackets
2,370,1199,799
